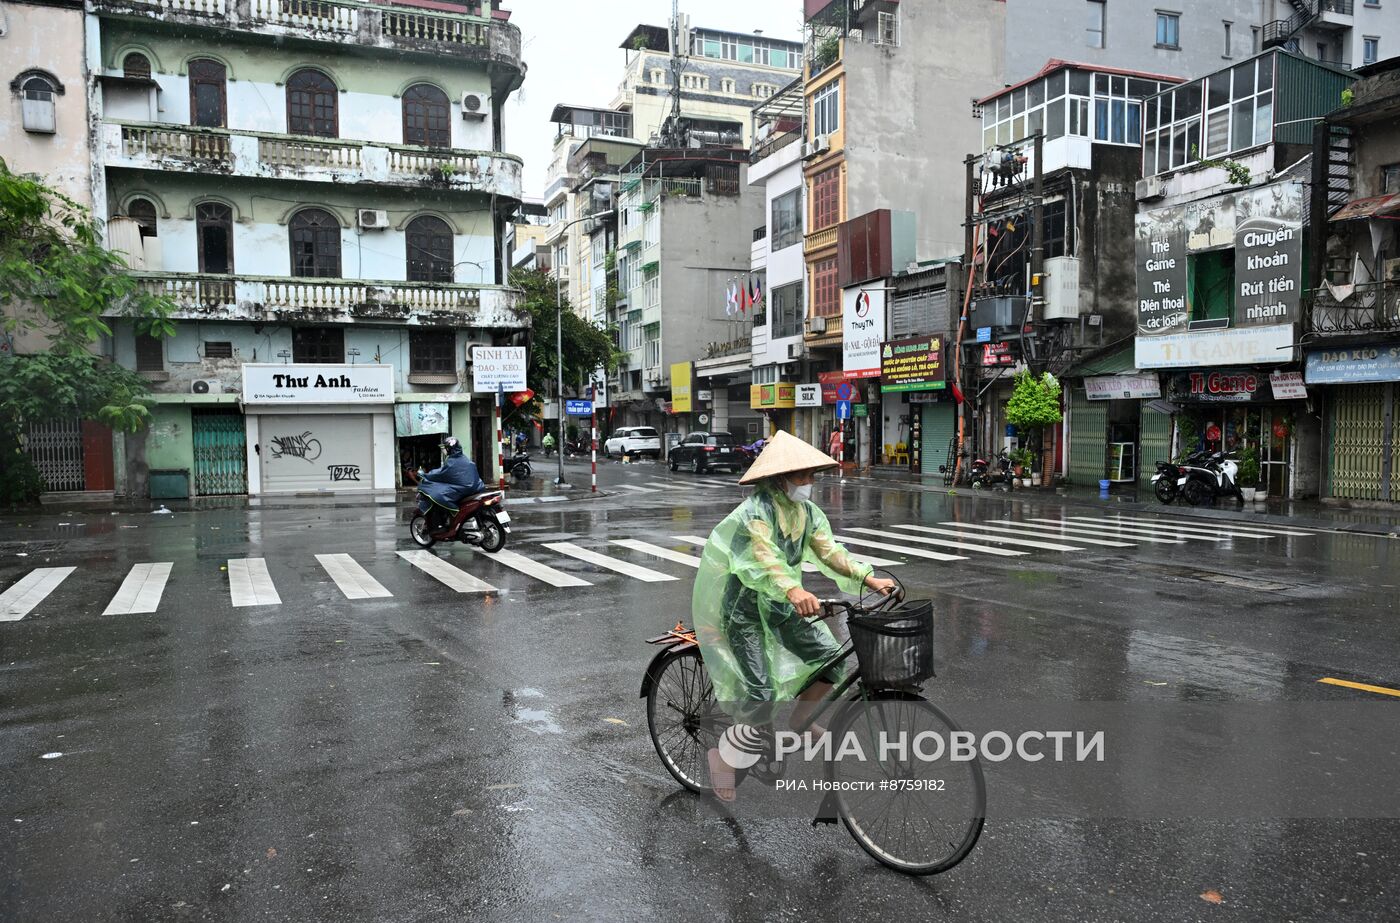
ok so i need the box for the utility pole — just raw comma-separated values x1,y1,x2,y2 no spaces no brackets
1029,130,1045,359
552,210,615,486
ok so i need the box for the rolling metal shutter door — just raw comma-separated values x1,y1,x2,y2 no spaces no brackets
1137,405,1173,488
1068,387,1107,485
1329,384,1386,501
920,403,956,476
259,414,373,492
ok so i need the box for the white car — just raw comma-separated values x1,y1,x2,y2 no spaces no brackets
603,426,661,458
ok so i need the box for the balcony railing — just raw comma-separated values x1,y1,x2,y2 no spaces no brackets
92,0,521,72
804,226,838,254
127,272,527,328
1308,282,1400,334
105,123,523,197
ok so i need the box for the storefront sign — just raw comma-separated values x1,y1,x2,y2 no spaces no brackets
982,342,1018,367
795,383,822,407
1305,346,1400,385
750,382,797,409
907,391,946,404
670,361,693,413
1135,324,1292,369
1134,209,1188,335
393,401,449,436
471,346,526,392
243,364,394,404
1234,184,1304,326
853,402,869,417
1165,368,1272,403
842,287,886,379
1084,375,1162,401
1269,370,1307,400
880,335,945,393
695,389,713,402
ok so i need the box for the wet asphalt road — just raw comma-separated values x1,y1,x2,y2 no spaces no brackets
2,461,1399,922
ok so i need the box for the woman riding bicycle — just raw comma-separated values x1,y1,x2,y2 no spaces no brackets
692,430,896,802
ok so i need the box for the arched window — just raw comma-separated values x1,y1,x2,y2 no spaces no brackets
21,75,56,101
288,208,341,278
187,58,226,127
196,202,234,274
405,215,454,283
126,198,158,240
123,53,152,80
286,69,338,137
402,84,451,149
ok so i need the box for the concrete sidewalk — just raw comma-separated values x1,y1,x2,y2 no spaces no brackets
839,464,1400,537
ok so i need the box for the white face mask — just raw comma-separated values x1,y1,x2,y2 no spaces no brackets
785,482,813,503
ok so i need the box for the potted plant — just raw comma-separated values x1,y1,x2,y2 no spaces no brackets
1012,448,1036,487
1237,445,1261,503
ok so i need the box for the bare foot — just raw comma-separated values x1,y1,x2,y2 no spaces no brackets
707,747,736,803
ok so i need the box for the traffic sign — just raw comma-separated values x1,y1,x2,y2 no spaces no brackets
565,399,593,416
836,382,854,401
835,400,852,420
976,326,992,343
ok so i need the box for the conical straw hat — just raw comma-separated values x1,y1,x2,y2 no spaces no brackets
738,429,840,484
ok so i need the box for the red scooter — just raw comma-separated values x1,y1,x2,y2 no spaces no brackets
409,488,510,551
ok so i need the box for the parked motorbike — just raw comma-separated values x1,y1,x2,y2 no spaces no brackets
969,450,1014,490
1150,450,1209,504
565,438,589,458
410,489,510,551
507,451,532,482
1177,451,1244,507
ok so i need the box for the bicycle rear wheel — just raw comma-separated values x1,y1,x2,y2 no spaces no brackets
829,691,985,875
646,648,722,794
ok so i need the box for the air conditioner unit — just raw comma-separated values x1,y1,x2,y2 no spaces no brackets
461,92,488,120
191,379,221,395
787,342,803,359
802,135,831,159
1135,176,1166,201
357,209,389,230
808,315,827,334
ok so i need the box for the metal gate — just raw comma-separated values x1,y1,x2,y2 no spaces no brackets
1138,405,1173,488
1067,387,1107,485
25,416,85,491
920,403,956,476
192,409,247,495
1329,384,1386,501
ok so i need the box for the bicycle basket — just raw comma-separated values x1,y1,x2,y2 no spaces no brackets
848,600,935,687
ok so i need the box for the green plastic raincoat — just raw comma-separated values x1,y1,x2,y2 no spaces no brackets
692,482,873,723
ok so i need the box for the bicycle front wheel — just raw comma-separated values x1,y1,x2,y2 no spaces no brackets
646,648,722,794
829,691,986,875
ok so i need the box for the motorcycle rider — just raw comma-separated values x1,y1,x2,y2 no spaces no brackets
542,431,556,457
418,436,485,530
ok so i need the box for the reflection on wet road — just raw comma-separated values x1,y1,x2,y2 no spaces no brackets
2,461,1398,920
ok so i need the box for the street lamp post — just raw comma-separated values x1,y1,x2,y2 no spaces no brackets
552,209,615,486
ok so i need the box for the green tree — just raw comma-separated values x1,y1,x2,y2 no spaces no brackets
506,268,622,432
0,158,175,501
1005,370,1063,478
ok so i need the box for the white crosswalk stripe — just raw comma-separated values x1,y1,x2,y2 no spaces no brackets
103,563,174,615
228,558,281,607
611,539,703,568
1022,519,1186,544
848,526,1025,557
542,542,678,582
647,480,698,490
397,550,498,593
670,534,905,570
834,534,967,562
1094,515,1309,539
315,554,392,600
960,522,1136,548
894,524,1085,552
611,484,662,493
0,567,76,621
685,480,735,489
480,548,592,588
1128,513,1317,536
1056,517,1230,542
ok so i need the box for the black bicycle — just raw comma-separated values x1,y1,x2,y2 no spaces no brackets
640,575,986,875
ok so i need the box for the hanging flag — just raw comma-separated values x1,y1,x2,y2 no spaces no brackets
741,279,751,314
752,278,763,307
724,282,736,316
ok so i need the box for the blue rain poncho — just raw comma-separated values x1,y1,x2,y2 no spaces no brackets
692,482,873,722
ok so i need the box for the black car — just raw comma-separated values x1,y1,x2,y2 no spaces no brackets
669,431,741,473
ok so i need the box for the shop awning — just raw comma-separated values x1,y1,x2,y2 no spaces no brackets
1066,344,1137,378
1330,193,1400,222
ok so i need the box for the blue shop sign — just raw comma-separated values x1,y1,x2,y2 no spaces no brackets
1304,346,1400,384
